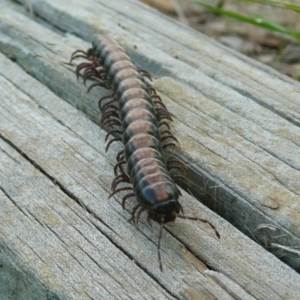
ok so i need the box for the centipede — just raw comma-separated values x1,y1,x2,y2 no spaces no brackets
70,34,220,271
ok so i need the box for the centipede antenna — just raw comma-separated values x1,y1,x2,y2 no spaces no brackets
176,214,220,239
158,218,164,272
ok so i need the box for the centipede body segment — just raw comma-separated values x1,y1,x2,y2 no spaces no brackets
70,35,220,271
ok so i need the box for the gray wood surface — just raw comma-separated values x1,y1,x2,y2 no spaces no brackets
0,0,300,299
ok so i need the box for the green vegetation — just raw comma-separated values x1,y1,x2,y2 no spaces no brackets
192,0,300,41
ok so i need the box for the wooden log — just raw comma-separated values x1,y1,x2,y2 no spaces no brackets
4,0,300,269
0,50,253,300
0,0,299,299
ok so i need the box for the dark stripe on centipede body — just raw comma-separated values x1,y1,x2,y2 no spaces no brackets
134,174,174,200
92,35,120,53
103,51,131,70
137,181,180,207
133,167,173,191
111,69,145,91
126,148,165,175
98,44,124,63
124,133,163,161
130,161,168,192
119,88,153,108
120,98,156,119
106,120,160,150
115,78,148,99
122,108,159,130
132,165,168,188
107,60,136,79
122,121,160,145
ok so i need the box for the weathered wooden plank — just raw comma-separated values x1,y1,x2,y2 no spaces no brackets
1,0,300,272
0,1,300,299
0,68,179,300
1,45,299,300
0,53,254,300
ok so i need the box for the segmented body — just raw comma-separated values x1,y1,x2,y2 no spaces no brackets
70,35,219,271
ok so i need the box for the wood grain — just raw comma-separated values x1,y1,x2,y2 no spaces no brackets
0,0,300,299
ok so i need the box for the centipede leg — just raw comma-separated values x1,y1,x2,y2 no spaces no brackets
138,69,152,81
158,121,170,130
102,105,118,116
105,137,122,152
116,150,124,162
171,175,189,185
111,174,130,190
87,81,109,93
101,111,120,127
176,214,220,239
109,186,133,199
114,160,126,175
122,193,135,209
76,63,95,79
167,158,186,174
161,134,178,143
105,129,123,142
70,49,94,63
136,207,147,225
130,204,141,224
162,142,176,149
99,94,115,110
102,118,121,129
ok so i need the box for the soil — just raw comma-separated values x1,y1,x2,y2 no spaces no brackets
139,0,300,81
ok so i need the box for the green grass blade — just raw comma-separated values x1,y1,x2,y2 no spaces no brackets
233,0,300,14
192,0,300,40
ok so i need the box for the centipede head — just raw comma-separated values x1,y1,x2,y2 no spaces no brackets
148,200,182,224
148,199,220,272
